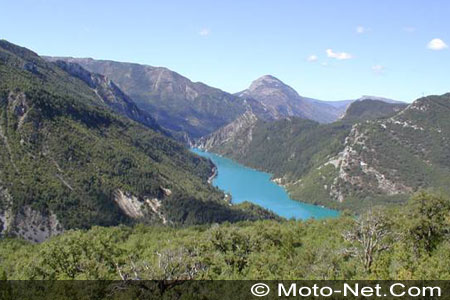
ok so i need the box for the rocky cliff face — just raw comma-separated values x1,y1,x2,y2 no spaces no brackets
236,75,346,123
54,60,164,133
195,110,258,155
45,57,248,139
323,123,413,203
1,180,63,243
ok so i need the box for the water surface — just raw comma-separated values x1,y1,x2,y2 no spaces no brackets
192,149,339,220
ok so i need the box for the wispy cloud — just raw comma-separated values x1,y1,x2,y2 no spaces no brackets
326,49,353,60
427,38,448,50
199,28,211,37
307,54,318,62
372,65,385,75
356,26,369,34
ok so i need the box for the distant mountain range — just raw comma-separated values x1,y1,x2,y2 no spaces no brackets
45,57,402,140
44,57,247,140
53,60,165,134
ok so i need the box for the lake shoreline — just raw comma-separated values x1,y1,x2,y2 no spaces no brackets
192,148,339,220
207,166,218,184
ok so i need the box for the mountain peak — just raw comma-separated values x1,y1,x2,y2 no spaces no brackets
249,75,286,91
256,74,282,81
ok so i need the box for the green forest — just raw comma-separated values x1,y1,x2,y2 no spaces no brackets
1,192,449,280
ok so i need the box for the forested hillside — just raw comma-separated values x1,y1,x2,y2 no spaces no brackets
198,96,450,211
0,40,275,242
342,99,407,122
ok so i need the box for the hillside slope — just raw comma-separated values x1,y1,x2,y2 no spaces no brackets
0,40,273,242
53,60,165,133
342,99,407,122
45,57,248,139
198,96,450,211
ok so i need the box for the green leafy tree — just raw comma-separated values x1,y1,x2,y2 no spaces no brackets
404,191,450,254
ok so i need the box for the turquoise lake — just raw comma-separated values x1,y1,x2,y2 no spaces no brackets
192,149,339,220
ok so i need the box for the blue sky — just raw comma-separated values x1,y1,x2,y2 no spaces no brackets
1,0,449,102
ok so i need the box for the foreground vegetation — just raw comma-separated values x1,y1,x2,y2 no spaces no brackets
1,192,448,280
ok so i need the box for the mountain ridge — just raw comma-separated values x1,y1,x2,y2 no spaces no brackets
44,56,248,140
46,57,403,141
53,60,166,134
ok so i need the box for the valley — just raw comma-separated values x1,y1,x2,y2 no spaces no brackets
2,39,450,238
197,96,450,212
0,39,448,283
1,0,450,286
192,148,338,219
0,40,277,242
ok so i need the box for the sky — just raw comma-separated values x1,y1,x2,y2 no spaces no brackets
1,0,449,102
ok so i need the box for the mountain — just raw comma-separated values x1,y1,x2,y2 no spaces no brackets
0,40,275,242
236,75,349,123
356,95,404,104
53,60,165,134
45,59,404,141
44,57,248,140
196,110,259,156
197,95,450,211
341,99,408,122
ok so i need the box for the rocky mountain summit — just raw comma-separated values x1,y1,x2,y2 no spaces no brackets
236,75,349,123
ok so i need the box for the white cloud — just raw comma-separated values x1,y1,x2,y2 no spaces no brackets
199,28,211,37
427,38,448,50
321,61,329,67
326,49,353,60
307,54,318,62
356,26,366,34
372,65,385,74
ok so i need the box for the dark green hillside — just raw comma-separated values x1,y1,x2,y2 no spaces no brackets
201,94,450,211
219,118,351,180
342,99,407,122
291,95,450,210
0,40,272,242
